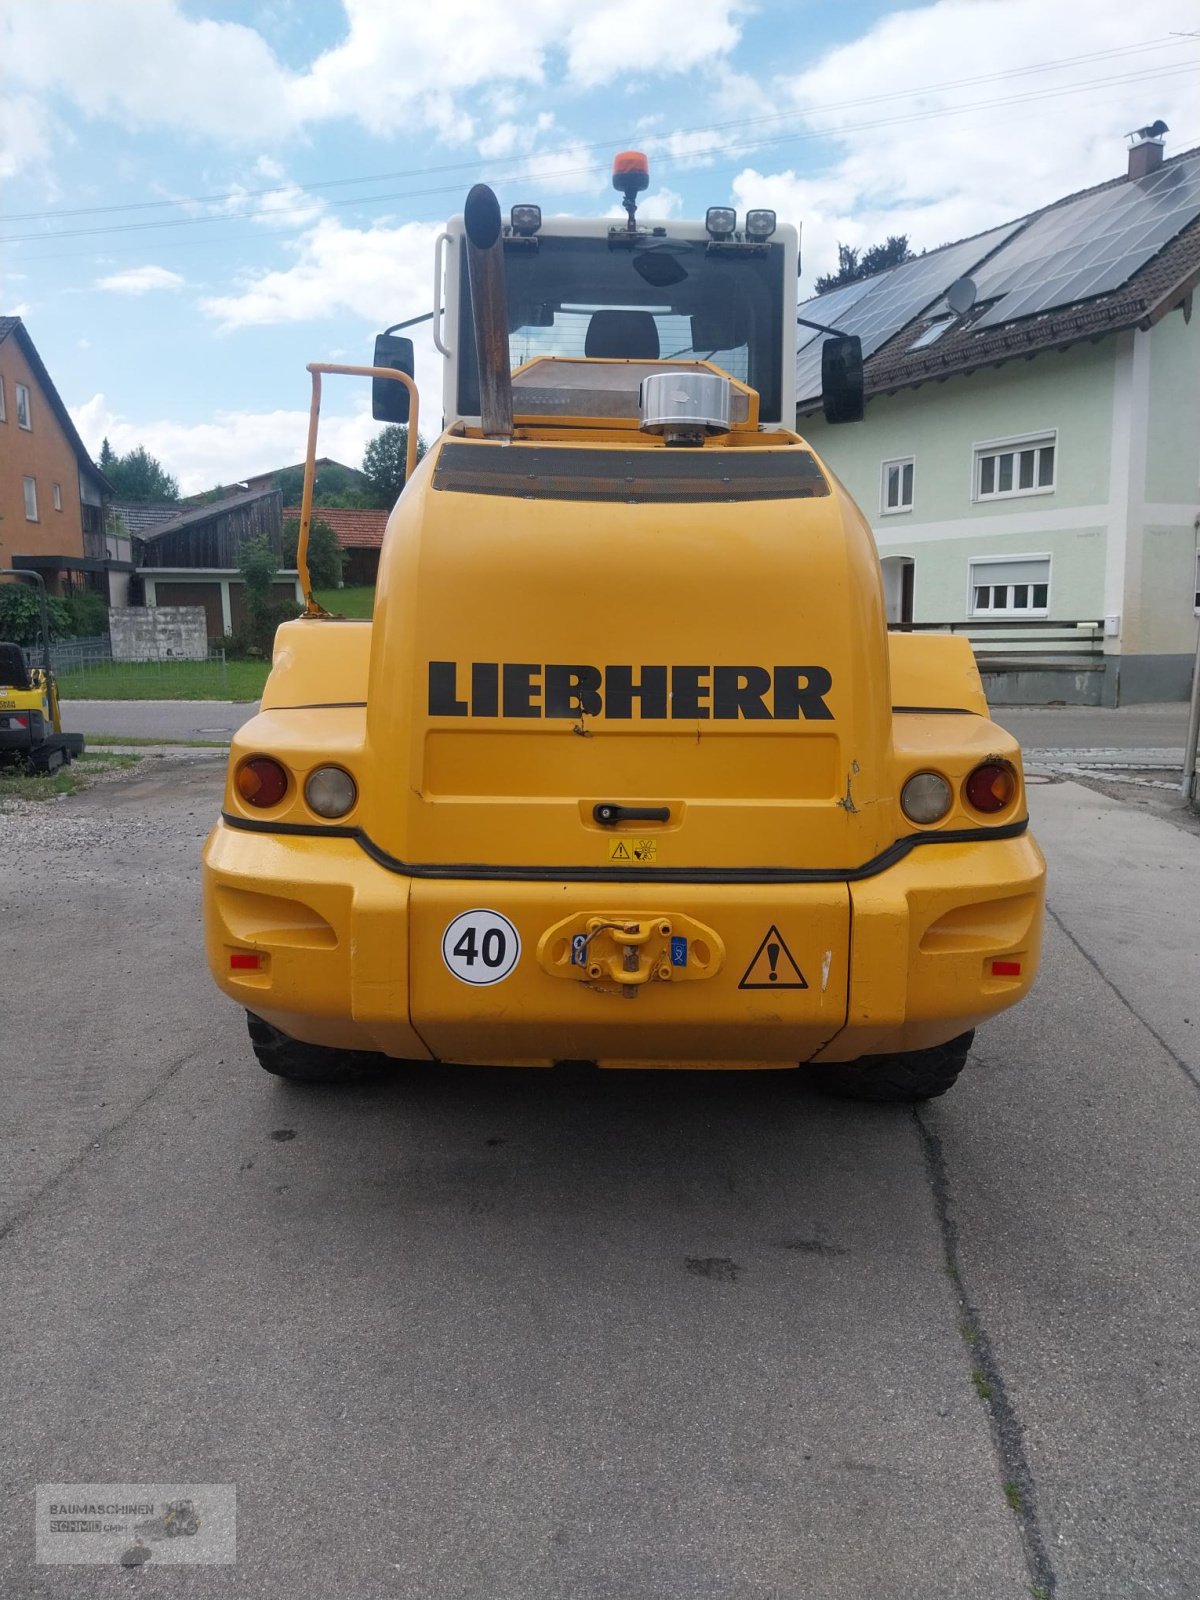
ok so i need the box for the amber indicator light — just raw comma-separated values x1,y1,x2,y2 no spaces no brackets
236,756,288,808
965,762,1016,814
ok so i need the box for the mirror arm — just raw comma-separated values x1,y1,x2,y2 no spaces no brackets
796,316,846,337
383,311,433,335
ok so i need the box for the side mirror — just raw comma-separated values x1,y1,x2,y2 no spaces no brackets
821,334,864,425
372,334,414,423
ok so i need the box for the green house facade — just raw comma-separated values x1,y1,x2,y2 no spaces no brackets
798,139,1200,705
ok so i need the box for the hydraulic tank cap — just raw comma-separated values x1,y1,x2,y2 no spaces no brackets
639,371,732,447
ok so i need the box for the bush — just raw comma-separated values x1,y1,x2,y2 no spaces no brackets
281,517,346,589
0,584,73,645
63,590,109,638
224,600,302,660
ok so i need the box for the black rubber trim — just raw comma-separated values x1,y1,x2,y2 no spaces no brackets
891,705,982,716
263,701,368,711
219,812,1029,884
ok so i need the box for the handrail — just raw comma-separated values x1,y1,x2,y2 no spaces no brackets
298,362,420,617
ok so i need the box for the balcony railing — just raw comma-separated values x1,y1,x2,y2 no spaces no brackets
891,618,1104,662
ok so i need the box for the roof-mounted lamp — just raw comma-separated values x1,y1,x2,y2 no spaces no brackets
510,204,542,236
705,206,736,241
612,150,650,231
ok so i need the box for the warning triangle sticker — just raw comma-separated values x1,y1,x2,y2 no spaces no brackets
738,925,807,990
609,840,631,860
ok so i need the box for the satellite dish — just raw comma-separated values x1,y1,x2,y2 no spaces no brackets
946,277,977,316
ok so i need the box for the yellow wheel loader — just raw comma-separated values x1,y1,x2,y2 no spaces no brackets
0,570,85,775
202,156,1044,1101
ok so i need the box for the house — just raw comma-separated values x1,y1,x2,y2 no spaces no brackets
797,132,1200,705
182,457,368,506
136,487,302,639
0,316,131,602
283,504,389,587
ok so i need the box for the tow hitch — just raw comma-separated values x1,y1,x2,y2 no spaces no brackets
537,913,725,997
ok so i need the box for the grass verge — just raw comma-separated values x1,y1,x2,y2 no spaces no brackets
315,585,374,618
57,659,270,703
0,751,141,802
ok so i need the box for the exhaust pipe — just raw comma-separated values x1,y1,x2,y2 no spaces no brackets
463,183,513,439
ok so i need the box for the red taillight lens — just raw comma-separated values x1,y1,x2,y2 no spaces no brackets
965,762,1016,814
229,951,263,971
992,959,1022,976
235,756,288,808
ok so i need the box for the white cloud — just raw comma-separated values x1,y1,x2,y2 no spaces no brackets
733,0,1199,295
95,264,186,295
1,0,747,170
564,0,745,89
71,391,386,497
200,215,442,331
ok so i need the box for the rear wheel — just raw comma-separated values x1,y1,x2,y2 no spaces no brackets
246,1012,381,1084
804,1030,974,1103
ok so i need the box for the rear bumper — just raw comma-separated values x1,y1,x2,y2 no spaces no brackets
202,821,1044,1067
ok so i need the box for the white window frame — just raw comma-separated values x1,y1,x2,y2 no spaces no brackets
23,477,39,521
15,382,31,430
972,430,1056,503
880,456,914,515
968,552,1051,618
0,375,6,422
53,481,63,512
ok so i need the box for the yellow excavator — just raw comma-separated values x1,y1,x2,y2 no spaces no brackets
202,155,1044,1100
0,569,85,774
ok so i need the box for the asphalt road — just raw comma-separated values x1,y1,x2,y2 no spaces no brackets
2,758,1198,1598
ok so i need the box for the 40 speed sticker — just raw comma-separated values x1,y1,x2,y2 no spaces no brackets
441,909,521,986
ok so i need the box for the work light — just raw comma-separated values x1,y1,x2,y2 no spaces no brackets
705,207,736,240
744,209,777,240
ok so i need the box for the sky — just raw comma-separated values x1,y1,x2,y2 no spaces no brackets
1,0,1196,494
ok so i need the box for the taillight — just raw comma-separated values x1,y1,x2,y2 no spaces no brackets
235,756,289,808
965,762,1017,814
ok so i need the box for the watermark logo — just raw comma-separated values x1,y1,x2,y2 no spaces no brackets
36,1484,235,1565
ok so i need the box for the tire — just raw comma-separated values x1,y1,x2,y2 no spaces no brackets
804,1030,974,1103
246,1011,381,1084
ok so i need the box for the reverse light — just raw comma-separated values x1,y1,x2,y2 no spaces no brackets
705,206,736,240
744,208,777,240
965,761,1017,815
235,755,289,808
510,203,541,236
901,771,953,825
305,765,357,819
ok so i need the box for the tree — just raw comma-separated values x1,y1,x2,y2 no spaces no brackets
281,517,347,590
274,461,370,508
237,535,278,617
102,443,180,503
814,235,916,294
362,426,426,510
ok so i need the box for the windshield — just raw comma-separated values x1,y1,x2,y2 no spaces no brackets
456,233,785,422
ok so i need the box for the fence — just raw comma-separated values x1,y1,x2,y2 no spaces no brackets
893,618,1105,663
23,637,229,699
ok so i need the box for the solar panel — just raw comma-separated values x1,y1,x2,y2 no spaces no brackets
794,221,1021,402
970,153,1200,330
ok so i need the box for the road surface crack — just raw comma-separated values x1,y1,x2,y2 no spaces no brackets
914,1107,1057,1598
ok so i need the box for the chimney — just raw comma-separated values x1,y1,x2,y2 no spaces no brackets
1127,119,1168,179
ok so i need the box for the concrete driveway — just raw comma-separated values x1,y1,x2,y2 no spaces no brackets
1,759,1198,1598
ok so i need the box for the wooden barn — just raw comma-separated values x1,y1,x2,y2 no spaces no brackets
136,487,302,639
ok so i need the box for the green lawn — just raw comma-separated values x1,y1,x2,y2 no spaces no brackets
57,658,271,702
315,585,375,618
